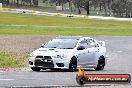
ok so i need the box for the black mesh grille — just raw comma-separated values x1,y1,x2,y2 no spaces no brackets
36,56,43,59
35,56,54,68
44,56,52,60
35,59,54,68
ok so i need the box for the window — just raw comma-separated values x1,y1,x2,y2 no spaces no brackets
79,39,96,48
88,39,97,47
44,39,78,49
80,40,87,44
79,39,89,48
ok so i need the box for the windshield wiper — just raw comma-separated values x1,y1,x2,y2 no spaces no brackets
44,47,57,48
59,48,73,49
51,47,57,48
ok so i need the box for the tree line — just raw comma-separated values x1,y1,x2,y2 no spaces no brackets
0,0,132,18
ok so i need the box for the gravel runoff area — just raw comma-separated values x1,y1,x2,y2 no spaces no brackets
0,35,56,65
0,35,56,55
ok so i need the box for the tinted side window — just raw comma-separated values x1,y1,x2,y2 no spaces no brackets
79,39,97,48
79,39,90,48
88,39,96,48
80,40,87,44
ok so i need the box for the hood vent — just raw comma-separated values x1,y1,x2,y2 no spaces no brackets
49,49,55,50
39,50,47,51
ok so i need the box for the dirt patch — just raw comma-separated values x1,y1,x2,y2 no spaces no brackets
0,35,56,66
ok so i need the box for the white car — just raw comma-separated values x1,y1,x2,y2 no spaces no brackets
29,36,107,71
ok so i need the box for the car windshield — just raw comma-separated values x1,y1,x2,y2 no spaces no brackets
43,39,78,49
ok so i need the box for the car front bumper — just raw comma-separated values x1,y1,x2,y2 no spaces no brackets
29,57,70,69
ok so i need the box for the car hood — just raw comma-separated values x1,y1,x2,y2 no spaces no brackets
31,48,75,57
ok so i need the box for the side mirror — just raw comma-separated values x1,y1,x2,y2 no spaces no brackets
77,46,85,50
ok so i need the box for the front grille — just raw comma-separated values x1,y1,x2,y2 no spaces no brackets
44,56,52,60
36,56,52,60
35,56,54,68
36,56,43,59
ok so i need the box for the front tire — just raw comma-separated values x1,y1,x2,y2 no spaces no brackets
69,56,77,72
31,67,41,71
94,56,105,71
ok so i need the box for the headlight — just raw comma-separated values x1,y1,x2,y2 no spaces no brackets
29,53,35,57
53,54,67,59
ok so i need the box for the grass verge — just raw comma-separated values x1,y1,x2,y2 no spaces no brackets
0,52,22,68
0,12,132,36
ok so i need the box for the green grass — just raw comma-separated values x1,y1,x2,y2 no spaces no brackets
0,12,132,36
0,52,21,68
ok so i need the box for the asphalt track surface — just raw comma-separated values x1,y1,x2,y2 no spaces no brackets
0,36,132,88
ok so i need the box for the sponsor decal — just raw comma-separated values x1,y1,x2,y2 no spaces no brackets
85,74,130,82
76,67,131,85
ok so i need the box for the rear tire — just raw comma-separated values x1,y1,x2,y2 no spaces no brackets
94,56,105,71
31,67,41,71
69,56,77,72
